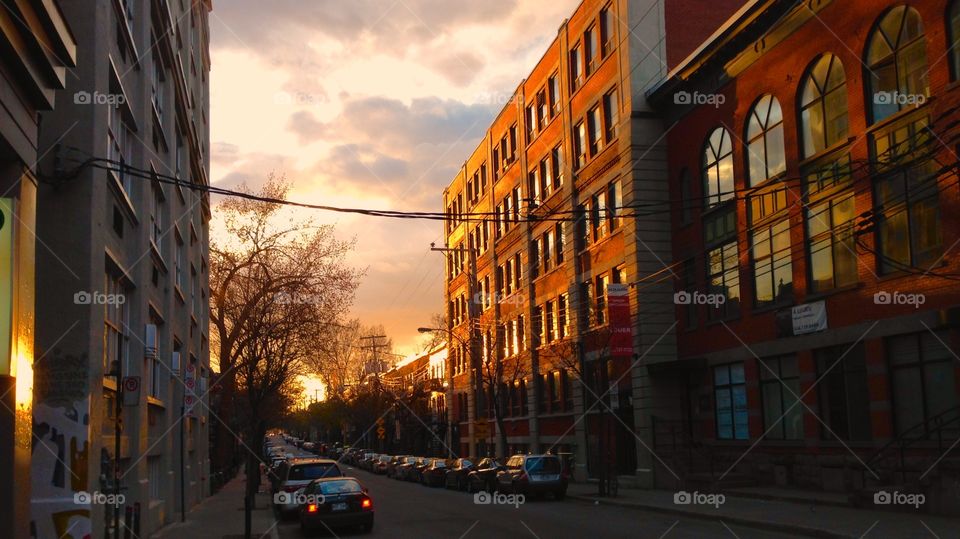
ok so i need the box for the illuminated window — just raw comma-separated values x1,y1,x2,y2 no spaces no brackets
866,6,929,123
746,95,785,186
702,127,734,207
800,54,848,158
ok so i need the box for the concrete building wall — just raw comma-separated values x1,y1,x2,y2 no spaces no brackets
30,1,212,536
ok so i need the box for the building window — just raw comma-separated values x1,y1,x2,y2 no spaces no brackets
872,118,941,272
549,74,561,116
148,456,163,500
951,1,960,80
800,54,848,158
107,103,132,195
570,45,584,92
588,105,603,155
702,127,734,207
555,222,565,263
150,183,164,250
151,53,165,120
816,344,871,441
707,241,740,320
866,6,929,124
746,95,786,187
545,300,555,343
591,188,608,241
888,331,959,437
595,274,609,325
603,88,619,143
557,294,568,339
751,219,793,308
574,121,587,170
714,363,748,440
759,356,802,440
807,193,857,292
584,25,598,75
104,273,128,374
600,4,615,57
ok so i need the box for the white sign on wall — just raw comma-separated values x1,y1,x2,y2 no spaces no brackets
792,301,827,335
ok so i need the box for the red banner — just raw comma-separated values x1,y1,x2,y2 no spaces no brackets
607,283,633,358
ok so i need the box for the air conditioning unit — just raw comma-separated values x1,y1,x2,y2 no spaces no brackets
171,352,181,376
145,324,158,359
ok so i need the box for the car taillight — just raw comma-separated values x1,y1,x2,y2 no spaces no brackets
283,485,300,492
306,504,317,513
361,498,372,509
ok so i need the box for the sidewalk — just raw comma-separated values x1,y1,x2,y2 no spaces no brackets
566,483,960,538
150,472,279,539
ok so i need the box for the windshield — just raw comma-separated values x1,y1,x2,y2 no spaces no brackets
317,479,363,495
525,457,561,474
289,463,341,480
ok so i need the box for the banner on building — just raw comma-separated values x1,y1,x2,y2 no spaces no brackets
607,283,633,358
777,300,828,337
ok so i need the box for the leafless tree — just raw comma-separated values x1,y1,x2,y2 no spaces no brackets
208,175,360,537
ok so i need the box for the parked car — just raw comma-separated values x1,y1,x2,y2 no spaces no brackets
274,459,344,516
406,457,431,483
393,456,419,481
421,459,448,487
385,455,410,478
298,477,373,534
370,454,388,474
495,454,567,499
444,458,475,490
466,458,505,493
359,452,378,471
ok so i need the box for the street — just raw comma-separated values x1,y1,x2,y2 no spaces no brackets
273,465,805,539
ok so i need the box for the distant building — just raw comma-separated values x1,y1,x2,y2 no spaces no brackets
440,0,741,483
381,346,448,456
30,0,213,536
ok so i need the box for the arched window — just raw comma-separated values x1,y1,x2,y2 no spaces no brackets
950,1,960,80
746,95,786,186
866,6,929,123
800,54,849,158
702,127,734,207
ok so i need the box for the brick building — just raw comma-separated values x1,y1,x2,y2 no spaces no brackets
441,0,742,484
647,0,960,511
380,346,447,456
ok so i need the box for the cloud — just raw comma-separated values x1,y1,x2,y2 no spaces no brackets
288,95,492,153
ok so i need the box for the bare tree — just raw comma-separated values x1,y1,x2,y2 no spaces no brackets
208,175,360,537
475,322,529,458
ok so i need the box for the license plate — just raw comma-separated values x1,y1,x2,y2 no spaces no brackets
331,502,348,512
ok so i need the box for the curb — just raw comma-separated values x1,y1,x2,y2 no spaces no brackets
567,494,855,539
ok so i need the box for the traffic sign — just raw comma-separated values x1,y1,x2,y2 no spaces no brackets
376,426,386,440
122,376,140,406
474,421,490,439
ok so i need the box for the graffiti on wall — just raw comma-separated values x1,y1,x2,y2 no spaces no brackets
30,350,91,539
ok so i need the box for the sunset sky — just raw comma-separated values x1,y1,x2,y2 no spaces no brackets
208,0,581,357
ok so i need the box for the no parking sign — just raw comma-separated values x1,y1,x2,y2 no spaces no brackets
122,376,140,406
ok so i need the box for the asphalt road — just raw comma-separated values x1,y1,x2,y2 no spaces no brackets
273,463,807,539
